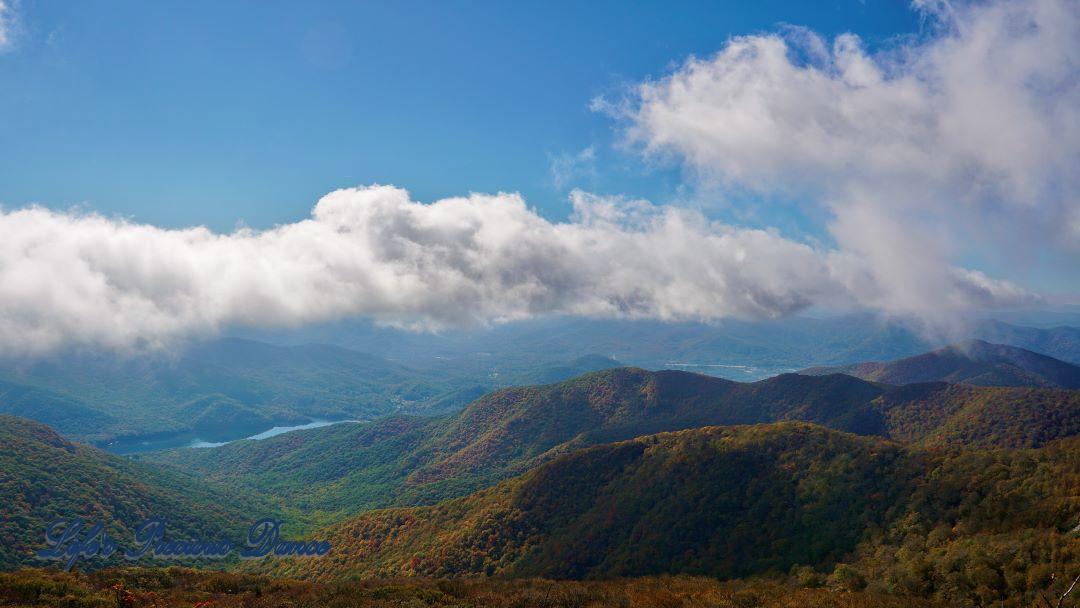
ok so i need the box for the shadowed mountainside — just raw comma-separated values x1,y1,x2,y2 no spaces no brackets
801,340,1080,389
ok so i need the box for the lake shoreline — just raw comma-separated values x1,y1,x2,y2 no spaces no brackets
98,417,363,455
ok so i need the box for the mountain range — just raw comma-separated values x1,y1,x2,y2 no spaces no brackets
237,314,1080,374
144,362,1080,518
801,339,1080,389
252,422,1078,595
1,314,1076,451
0,338,619,447
4,335,1080,606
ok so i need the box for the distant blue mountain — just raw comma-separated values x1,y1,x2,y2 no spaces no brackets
802,339,1080,389
236,314,1080,375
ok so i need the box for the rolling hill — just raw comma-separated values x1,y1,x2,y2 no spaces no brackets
146,367,1080,518
801,340,1080,389
0,338,619,447
0,415,283,570
5,360,1080,606
1,316,1075,448
250,422,1080,608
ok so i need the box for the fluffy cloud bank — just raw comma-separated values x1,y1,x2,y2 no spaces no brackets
0,186,1033,355
616,0,1078,311
2,0,1069,355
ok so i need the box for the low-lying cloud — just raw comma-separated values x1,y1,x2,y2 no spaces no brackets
0,186,1034,356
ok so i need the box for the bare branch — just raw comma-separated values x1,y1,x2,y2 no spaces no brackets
1056,573,1080,608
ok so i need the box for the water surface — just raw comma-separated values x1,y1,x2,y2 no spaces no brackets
104,419,361,454
188,420,359,448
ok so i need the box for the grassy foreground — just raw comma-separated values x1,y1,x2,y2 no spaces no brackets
0,567,950,608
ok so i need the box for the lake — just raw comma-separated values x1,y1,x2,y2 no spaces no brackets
103,419,362,454
188,420,360,448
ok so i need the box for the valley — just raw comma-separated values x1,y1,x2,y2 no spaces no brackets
3,332,1079,607
0,338,620,450
142,365,1079,518
2,315,1077,453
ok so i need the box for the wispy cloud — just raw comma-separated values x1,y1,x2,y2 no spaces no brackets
604,0,1078,313
549,146,597,190
0,0,15,52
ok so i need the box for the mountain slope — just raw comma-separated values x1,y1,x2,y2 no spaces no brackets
147,368,1080,518
0,379,117,440
801,340,1080,389
0,339,620,448
0,338,451,445
971,320,1080,364
0,415,281,569
251,422,1079,608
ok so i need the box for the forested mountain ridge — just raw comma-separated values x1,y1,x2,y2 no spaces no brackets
5,360,1080,607
801,339,1080,389
1,320,1074,448
248,422,1080,608
0,338,619,447
147,367,1080,518
0,415,284,570
0,339,449,445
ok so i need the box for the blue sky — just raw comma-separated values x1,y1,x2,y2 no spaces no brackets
0,0,921,231
0,0,1074,356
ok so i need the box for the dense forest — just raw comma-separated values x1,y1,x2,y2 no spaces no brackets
247,423,1080,607
3,353,1080,607
0,566,963,608
146,367,1080,519
0,338,618,446
0,416,283,570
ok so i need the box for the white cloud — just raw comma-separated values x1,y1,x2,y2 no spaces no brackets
549,146,597,190
0,0,1065,354
611,0,1079,310
0,0,14,52
0,185,1034,356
